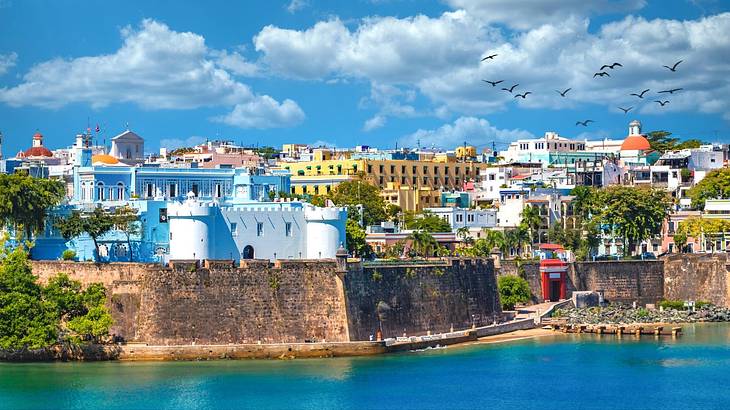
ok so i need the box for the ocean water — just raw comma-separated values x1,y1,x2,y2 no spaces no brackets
2,323,730,410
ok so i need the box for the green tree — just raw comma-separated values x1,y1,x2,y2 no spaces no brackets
595,186,670,256
329,180,387,226
407,231,440,257
520,205,542,247
570,186,597,219
404,211,452,232
345,219,372,258
255,146,279,160
676,139,705,150
673,231,688,253
646,130,679,153
0,174,65,238
113,206,140,262
456,226,474,246
55,207,115,261
687,169,730,210
497,275,531,310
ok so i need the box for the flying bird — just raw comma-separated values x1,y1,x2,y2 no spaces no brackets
658,88,683,94
514,92,532,99
630,89,650,98
501,84,519,93
482,79,504,87
576,120,595,126
593,71,610,78
600,62,623,70
481,54,498,61
654,100,670,106
555,88,572,97
618,106,633,114
663,60,683,72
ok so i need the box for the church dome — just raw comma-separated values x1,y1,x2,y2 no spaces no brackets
621,135,651,151
24,146,53,157
91,154,121,165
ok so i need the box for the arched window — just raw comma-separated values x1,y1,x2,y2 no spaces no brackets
117,182,125,201
96,182,105,201
242,245,254,259
80,182,86,201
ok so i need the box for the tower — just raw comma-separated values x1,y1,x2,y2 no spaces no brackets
629,120,642,136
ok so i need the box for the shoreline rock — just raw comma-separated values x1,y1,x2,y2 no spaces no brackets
554,304,730,325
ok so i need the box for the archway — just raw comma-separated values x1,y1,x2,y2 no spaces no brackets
242,245,254,259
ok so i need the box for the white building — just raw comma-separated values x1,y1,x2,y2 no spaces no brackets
502,132,586,164
110,130,145,164
424,207,497,231
168,197,347,261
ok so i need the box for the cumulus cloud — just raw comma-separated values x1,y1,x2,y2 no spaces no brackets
0,19,304,129
254,11,730,122
211,49,260,77
212,95,305,129
399,116,534,149
443,0,647,30
0,52,17,75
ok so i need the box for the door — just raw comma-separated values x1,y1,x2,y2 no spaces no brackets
550,280,561,302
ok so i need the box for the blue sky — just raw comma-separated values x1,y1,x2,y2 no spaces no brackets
1,0,729,156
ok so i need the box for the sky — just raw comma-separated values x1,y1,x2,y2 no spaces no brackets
1,0,729,156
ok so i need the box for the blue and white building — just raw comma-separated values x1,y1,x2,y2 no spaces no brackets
30,130,347,263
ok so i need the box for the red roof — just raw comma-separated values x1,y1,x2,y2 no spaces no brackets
539,243,564,250
511,174,531,180
24,146,53,157
621,135,651,151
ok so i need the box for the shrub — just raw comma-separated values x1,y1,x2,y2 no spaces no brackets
61,249,76,261
636,308,650,318
497,275,531,310
659,299,686,310
696,300,711,309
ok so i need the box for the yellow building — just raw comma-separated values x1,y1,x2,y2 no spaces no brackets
277,155,484,212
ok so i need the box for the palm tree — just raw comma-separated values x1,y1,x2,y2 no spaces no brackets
407,231,439,257
502,229,519,258
512,225,530,257
482,229,505,255
520,205,543,249
456,226,474,246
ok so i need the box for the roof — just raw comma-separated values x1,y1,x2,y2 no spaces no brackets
24,146,53,158
621,134,651,151
111,130,144,142
539,243,565,250
91,154,121,165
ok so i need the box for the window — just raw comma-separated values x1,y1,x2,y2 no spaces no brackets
368,164,373,173
423,166,428,174
231,222,238,237
456,214,463,222
489,174,495,181
467,214,474,223
390,165,395,173
117,183,125,200
412,166,417,174
285,222,292,237
257,222,264,236
146,183,153,198
97,182,105,201
215,184,222,198
169,183,177,198
401,165,406,173
379,165,384,173
423,176,428,185
192,184,199,197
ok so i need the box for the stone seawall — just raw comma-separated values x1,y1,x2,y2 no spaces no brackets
31,258,501,345
664,253,730,306
569,261,665,305
344,259,502,341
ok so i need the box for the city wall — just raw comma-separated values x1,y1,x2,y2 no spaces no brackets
345,258,502,341
663,253,730,306
30,257,502,345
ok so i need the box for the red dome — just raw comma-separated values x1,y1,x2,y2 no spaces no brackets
621,135,651,151
24,146,53,157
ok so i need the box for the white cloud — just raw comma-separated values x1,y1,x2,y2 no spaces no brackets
443,0,647,30
400,116,534,149
286,0,308,13
363,115,387,131
211,49,260,77
254,11,730,123
0,19,304,129
159,135,206,150
0,52,17,75
213,95,305,129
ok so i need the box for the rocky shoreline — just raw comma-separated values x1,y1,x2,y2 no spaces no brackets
554,304,730,325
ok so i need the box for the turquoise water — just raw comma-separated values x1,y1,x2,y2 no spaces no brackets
2,324,730,409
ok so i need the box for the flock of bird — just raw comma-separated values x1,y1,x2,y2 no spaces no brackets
480,53,685,127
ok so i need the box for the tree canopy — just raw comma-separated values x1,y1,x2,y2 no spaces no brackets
0,174,65,238
402,211,451,232
646,130,707,153
328,180,387,226
0,245,112,350
687,168,730,210
497,275,531,310
345,219,372,258
55,207,115,260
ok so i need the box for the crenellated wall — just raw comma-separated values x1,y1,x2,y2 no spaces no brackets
344,259,502,341
31,257,501,344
